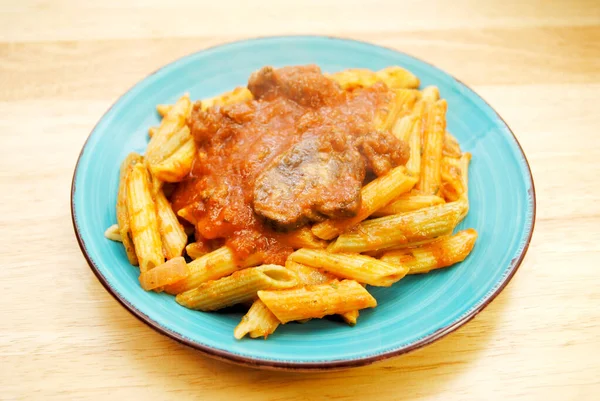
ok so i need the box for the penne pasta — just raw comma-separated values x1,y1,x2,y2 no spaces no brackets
421,86,440,102
380,229,478,274
164,246,263,294
176,265,297,311
327,201,466,253
146,94,192,167
155,189,187,260
417,99,447,195
392,115,417,142
116,152,143,265
405,101,425,178
126,163,164,273
234,299,281,340
104,224,122,242
326,69,379,90
201,87,253,111
278,227,328,249
156,104,172,117
312,167,417,240
374,89,419,131
289,249,408,287
185,241,211,260
258,280,377,324
285,260,360,325
372,194,445,217
150,131,196,182
139,256,189,291
148,126,158,138
443,132,462,158
440,156,464,202
375,66,420,89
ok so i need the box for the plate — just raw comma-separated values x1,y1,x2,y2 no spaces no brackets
71,36,535,370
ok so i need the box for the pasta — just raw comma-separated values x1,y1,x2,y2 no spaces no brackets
105,64,477,339
175,265,297,311
258,280,377,324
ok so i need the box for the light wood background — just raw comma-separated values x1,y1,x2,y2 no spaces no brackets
1,1,599,400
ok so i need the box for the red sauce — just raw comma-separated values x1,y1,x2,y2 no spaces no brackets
171,67,401,264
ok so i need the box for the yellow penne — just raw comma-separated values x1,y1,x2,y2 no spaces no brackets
312,167,417,240
164,247,263,294
380,229,478,274
285,260,337,285
374,89,419,131
258,280,377,324
155,189,187,260
285,260,359,324
138,256,189,291
457,152,472,221
443,132,462,158
234,299,281,340
392,115,417,142
201,87,253,111
104,224,122,242
176,202,200,225
126,163,164,273
289,249,408,287
156,104,172,117
326,69,379,90
417,99,447,195
278,227,328,249
146,95,192,167
340,309,360,326
150,134,196,183
185,241,211,260
440,156,464,202
405,102,425,178
176,265,297,311
148,126,157,138
327,201,466,254
375,66,420,89
421,86,440,102
116,152,143,265
372,194,445,217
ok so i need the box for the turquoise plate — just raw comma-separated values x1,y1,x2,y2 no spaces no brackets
71,36,535,370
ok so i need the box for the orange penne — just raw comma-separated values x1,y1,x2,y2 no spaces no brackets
417,99,447,195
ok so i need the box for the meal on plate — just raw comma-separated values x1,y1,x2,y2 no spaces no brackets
104,64,477,339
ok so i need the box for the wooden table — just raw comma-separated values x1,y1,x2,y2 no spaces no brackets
2,1,599,399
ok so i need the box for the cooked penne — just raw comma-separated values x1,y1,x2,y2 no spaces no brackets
375,66,420,89
176,202,200,225
150,130,196,182
146,94,192,167
374,89,419,131
405,101,425,178
327,201,466,253
116,152,143,265
139,256,189,291
148,126,157,138
126,163,164,273
201,87,253,110
380,229,478,274
285,260,336,285
164,246,263,294
278,227,328,249
258,280,377,324
176,265,297,311
104,224,122,242
372,194,445,217
289,249,408,286
392,115,417,142
327,69,379,90
185,241,211,260
457,152,472,221
421,86,440,102
340,309,360,326
312,167,417,240
285,260,360,325
440,156,464,202
156,104,172,117
443,132,462,158
234,299,281,340
417,99,447,195
155,189,187,260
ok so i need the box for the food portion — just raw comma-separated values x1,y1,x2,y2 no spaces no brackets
105,64,477,339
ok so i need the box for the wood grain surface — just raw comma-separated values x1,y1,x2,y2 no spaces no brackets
1,1,599,399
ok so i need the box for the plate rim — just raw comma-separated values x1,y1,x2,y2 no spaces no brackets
70,35,536,371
